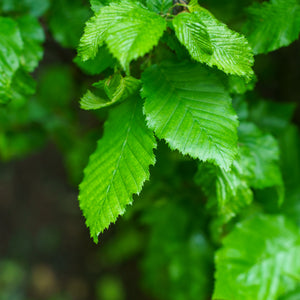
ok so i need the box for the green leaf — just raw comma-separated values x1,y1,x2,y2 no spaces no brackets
90,0,106,13
78,0,166,72
173,12,213,56
17,15,45,72
0,17,23,104
243,0,300,55
10,68,36,103
196,161,253,220
90,0,121,13
146,0,173,14
238,122,283,189
79,95,157,242
160,32,190,60
80,74,140,110
0,16,44,104
227,75,257,95
102,74,141,103
195,122,283,219
173,9,254,78
80,90,112,110
214,214,300,300
142,62,238,170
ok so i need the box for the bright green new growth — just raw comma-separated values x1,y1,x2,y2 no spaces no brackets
78,0,166,72
80,74,140,110
244,0,300,54
79,95,156,242
142,62,238,170
173,8,254,78
214,215,300,300
196,122,283,219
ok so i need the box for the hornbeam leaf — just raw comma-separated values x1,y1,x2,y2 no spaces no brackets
214,214,300,300
78,0,166,72
80,90,112,110
173,9,254,78
243,0,300,54
79,95,157,242
195,160,253,220
142,62,238,170
173,12,213,56
80,74,140,110
195,122,283,219
102,74,141,103
77,6,113,60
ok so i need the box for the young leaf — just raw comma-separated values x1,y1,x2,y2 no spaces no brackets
78,0,167,72
80,74,140,110
79,95,156,242
173,9,254,78
80,90,112,110
214,214,300,300
142,62,238,170
102,74,141,103
243,0,300,55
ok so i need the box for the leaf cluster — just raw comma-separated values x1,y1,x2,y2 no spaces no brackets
1,0,300,299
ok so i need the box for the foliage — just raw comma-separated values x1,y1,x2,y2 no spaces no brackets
243,0,300,54
1,0,300,299
79,95,156,242
214,215,300,300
